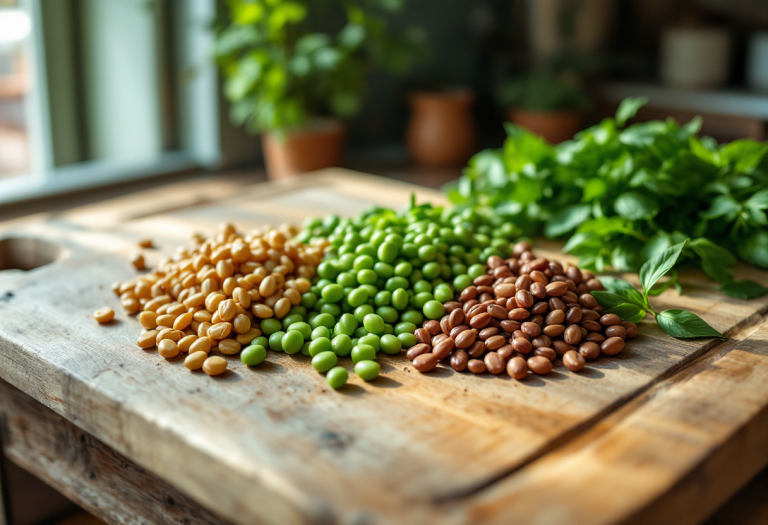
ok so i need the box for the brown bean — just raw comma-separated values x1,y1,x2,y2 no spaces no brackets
529,282,547,299
578,342,601,360
423,320,441,336
548,297,566,312
455,329,477,349
542,324,565,337
413,353,439,372
579,294,599,309
622,321,638,339
605,325,627,340
515,274,531,291
467,340,485,358
545,281,567,296
566,266,582,284
449,308,465,328
484,335,506,350
494,283,516,298
498,344,514,360
484,352,506,374
534,347,556,362
584,332,606,344
469,312,492,329
467,359,487,374
463,299,478,312
563,350,586,371
459,286,478,302
433,338,456,360
521,322,541,338
432,333,448,346
508,308,530,321
444,301,462,313
600,313,621,326
467,303,488,318
564,324,582,345
406,343,431,361
581,320,602,332
586,278,604,291
507,356,528,379
564,307,583,325
513,337,533,354
415,328,431,345
527,356,553,375
440,316,452,335
562,291,579,304
550,340,573,356
450,350,469,371
531,301,549,315
479,327,499,340
515,290,534,308
545,309,565,325
477,285,493,295
601,336,625,356
493,265,512,279
581,309,600,321
449,324,469,339
474,274,494,286
487,304,507,320
500,320,521,333
532,335,552,348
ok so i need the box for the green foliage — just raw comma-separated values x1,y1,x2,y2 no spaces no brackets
447,97,768,299
496,72,589,112
595,240,724,339
215,0,424,134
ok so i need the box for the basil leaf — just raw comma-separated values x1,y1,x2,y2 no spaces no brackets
598,276,634,293
639,239,688,294
592,288,646,310
702,195,741,221
746,188,768,211
737,230,768,268
719,139,768,173
544,204,592,238
690,238,736,285
606,303,647,324
657,309,723,339
614,191,659,220
615,97,648,127
719,280,768,300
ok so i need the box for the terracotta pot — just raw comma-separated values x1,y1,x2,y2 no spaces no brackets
509,109,582,144
262,119,345,179
407,89,476,168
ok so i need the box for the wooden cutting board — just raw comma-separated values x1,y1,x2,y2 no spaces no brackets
1,169,768,525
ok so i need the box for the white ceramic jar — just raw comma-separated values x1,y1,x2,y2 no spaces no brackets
660,28,731,90
747,32,768,92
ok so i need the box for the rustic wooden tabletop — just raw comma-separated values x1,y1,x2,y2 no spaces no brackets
1,169,768,525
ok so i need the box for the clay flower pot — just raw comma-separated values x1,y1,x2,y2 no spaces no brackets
509,109,581,144
407,89,476,168
262,119,345,179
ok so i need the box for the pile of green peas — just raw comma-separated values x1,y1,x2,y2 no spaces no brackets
238,203,517,389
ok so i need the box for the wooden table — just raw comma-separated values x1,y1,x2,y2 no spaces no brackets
1,169,768,525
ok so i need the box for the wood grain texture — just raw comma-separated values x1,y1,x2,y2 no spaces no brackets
0,379,230,525
0,168,767,524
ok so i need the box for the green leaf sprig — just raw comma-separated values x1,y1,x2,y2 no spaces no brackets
448,97,768,300
592,240,724,339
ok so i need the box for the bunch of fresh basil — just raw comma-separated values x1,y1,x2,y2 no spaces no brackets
447,97,768,300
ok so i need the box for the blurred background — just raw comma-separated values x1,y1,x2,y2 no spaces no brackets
2,0,768,523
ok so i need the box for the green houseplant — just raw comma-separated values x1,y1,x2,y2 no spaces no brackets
215,0,421,178
497,71,589,144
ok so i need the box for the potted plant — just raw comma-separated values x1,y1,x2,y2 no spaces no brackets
497,71,589,144
215,0,421,179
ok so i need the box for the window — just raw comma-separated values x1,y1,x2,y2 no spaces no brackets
0,0,221,205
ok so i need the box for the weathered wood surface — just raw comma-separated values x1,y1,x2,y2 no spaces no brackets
0,379,230,525
0,168,767,525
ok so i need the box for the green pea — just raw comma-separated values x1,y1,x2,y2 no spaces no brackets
423,300,446,320
311,326,330,340
409,269,424,283
289,305,307,317
353,254,374,271
391,288,409,310
337,253,356,271
339,313,358,335
301,341,311,356
282,314,304,330
413,280,433,294
376,306,398,324
451,263,467,276
288,322,311,340
373,262,393,279
363,313,385,335
268,331,285,352
398,332,418,348
380,334,402,355
414,234,430,247
370,230,387,246
355,243,376,257
401,310,424,325
261,318,282,336
250,336,268,348
411,292,433,309
317,261,339,280
326,366,348,389
311,313,335,329
377,241,399,263
453,273,473,292
321,304,342,319
347,287,369,307
394,322,416,335
467,264,486,279
312,351,338,373
351,337,359,347
394,261,413,277
309,337,332,357
418,244,437,261
422,261,441,279
351,344,377,363
354,304,374,323
301,292,318,309
336,271,357,288
331,334,353,356
241,345,267,366
356,269,377,285
354,326,369,338
322,283,344,303
281,330,304,354
401,243,418,258
434,283,454,303
355,360,381,381
358,334,381,351
384,323,394,335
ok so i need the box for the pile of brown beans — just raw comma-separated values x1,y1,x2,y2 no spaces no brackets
109,222,327,376
405,242,638,378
